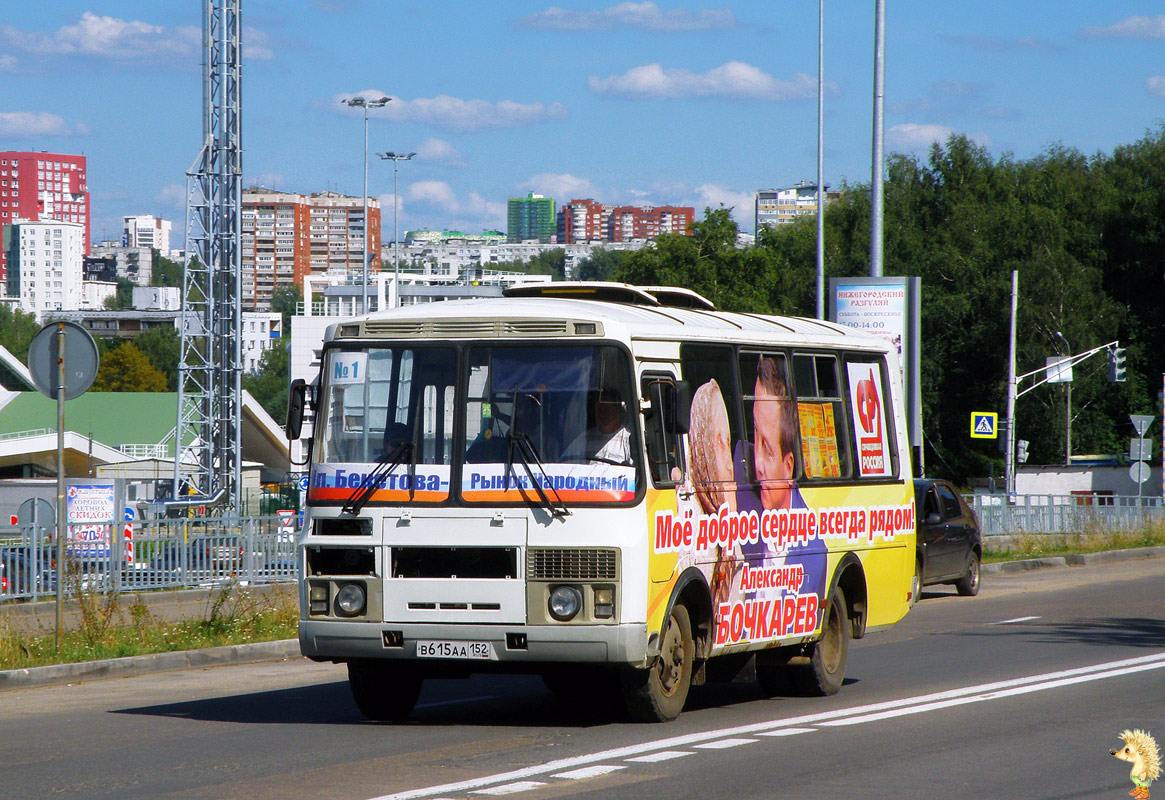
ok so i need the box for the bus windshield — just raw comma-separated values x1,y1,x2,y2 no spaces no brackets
310,342,639,506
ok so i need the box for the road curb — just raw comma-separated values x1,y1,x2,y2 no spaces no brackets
0,638,302,692
981,545,1165,574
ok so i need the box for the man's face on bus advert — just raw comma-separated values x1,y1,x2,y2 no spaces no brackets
753,378,795,511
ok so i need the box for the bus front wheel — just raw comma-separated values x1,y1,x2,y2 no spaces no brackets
347,660,423,721
621,603,694,722
790,586,848,696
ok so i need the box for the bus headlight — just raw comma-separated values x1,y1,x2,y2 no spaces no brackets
335,583,366,617
548,585,583,621
309,582,329,615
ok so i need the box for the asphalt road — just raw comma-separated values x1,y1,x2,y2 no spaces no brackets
2,557,1163,800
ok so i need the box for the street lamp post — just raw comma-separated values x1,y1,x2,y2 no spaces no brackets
377,151,414,308
341,95,390,313
1054,331,1072,466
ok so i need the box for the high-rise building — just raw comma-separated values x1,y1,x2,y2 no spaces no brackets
755,182,841,231
240,188,380,311
556,199,695,244
507,193,556,243
4,220,85,318
0,151,90,281
557,199,609,244
123,215,172,254
607,205,694,242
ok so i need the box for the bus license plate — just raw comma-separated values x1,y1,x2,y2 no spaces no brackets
416,640,494,660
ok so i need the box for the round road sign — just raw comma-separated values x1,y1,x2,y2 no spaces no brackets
27,321,100,400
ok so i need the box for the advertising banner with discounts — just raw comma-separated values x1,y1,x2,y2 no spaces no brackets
66,480,115,558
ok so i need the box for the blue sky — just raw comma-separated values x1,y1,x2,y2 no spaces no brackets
3,2,1165,244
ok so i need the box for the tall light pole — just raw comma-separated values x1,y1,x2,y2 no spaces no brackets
341,95,390,313
378,151,414,308
1054,330,1072,466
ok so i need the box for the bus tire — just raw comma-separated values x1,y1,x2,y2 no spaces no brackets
621,603,694,722
790,586,848,697
347,660,423,721
910,556,923,608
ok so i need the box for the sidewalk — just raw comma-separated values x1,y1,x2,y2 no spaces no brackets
3,545,1163,692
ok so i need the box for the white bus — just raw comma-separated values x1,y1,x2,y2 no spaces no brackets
288,282,917,722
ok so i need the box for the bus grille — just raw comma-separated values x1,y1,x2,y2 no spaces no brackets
527,548,617,581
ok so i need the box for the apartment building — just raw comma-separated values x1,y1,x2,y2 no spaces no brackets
556,199,695,244
240,188,381,311
4,220,86,318
755,182,842,231
123,215,172,254
507,193,556,243
0,151,90,281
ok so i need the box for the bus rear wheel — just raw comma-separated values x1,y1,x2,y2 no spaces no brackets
621,603,694,722
790,586,848,696
347,660,423,721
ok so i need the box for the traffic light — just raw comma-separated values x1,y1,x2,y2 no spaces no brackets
1016,439,1029,464
1107,347,1127,382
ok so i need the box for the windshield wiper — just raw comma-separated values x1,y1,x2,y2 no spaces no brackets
342,440,414,516
505,390,570,520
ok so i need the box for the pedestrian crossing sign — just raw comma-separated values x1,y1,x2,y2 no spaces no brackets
970,412,998,439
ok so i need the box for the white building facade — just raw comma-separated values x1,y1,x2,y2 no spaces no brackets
4,219,85,318
123,215,172,254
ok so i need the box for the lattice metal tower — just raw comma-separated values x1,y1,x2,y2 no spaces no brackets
174,0,243,513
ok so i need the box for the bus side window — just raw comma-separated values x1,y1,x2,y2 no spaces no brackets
791,353,853,480
641,374,684,486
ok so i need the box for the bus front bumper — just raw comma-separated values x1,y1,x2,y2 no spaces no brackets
299,619,650,666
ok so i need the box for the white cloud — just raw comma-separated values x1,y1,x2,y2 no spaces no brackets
415,138,465,167
375,192,405,222
1148,76,1165,99
0,54,15,71
521,2,736,32
0,12,272,63
517,173,599,201
155,183,187,210
337,92,568,132
887,123,991,152
588,62,825,101
0,111,85,137
1083,15,1165,39
407,180,506,227
692,184,755,231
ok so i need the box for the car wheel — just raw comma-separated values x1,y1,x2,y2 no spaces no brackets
910,557,923,608
790,586,849,696
956,551,981,597
620,603,694,722
347,660,423,721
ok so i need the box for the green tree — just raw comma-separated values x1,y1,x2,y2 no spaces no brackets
102,278,136,310
268,284,301,334
0,305,41,364
573,247,629,282
92,342,168,392
242,343,290,423
151,249,183,288
134,325,181,391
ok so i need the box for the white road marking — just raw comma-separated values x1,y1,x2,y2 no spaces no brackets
757,727,816,737
468,782,545,795
989,616,1041,625
625,751,694,763
693,738,758,749
552,765,625,780
369,650,1165,800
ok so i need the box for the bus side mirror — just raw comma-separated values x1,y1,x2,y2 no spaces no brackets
287,378,308,440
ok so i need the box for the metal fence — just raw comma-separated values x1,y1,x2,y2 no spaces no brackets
0,515,297,604
970,493,1163,537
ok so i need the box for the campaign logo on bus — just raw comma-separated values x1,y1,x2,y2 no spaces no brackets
847,363,892,477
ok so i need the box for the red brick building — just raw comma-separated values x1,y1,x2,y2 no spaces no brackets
0,151,90,280
557,198,694,245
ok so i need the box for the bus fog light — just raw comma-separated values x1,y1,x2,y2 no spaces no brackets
593,586,615,619
309,583,328,615
335,583,366,617
548,585,582,621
